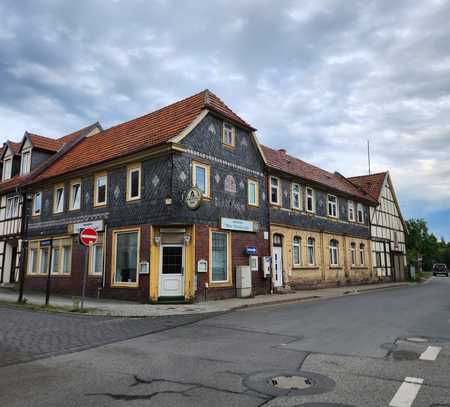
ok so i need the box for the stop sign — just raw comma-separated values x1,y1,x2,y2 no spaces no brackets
80,227,98,246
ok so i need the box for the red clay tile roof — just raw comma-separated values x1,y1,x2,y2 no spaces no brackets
348,172,387,201
8,141,20,155
262,145,376,204
33,90,254,183
0,175,27,192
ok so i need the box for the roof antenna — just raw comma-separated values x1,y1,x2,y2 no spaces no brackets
367,139,371,175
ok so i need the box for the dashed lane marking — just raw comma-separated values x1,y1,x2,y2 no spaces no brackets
389,377,423,407
419,345,442,361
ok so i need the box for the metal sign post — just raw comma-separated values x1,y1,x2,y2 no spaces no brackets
79,228,98,312
43,239,53,306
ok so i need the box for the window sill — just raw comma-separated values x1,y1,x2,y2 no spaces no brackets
94,203,107,208
292,266,320,270
351,266,368,270
329,266,343,269
111,283,139,288
248,204,259,208
208,281,232,288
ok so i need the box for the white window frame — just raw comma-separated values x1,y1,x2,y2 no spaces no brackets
329,239,339,266
307,237,315,266
2,157,12,181
247,179,259,207
350,242,356,266
291,183,301,210
357,204,364,223
292,236,301,266
359,243,365,266
327,194,338,218
5,196,19,219
20,149,32,175
94,172,108,206
222,122,235,147
127,163,142,201
112,229,140,287
306,187,315,213
89,235,104,276
32,191,42,216
192,161,211,198
69,179,81,211
348,201,355,222
270,176,281,205
53,184,65,214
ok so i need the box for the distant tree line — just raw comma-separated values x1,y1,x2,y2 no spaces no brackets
406,218,450,271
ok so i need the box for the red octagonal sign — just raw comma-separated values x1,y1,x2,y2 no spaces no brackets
80,227,98,246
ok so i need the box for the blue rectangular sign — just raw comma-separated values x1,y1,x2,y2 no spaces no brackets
245,246,257,255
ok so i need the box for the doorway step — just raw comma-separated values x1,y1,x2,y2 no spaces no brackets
156,296,186,304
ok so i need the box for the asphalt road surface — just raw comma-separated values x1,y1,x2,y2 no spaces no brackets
0,277,449,407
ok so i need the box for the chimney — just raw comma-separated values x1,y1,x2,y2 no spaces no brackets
278,148,287,155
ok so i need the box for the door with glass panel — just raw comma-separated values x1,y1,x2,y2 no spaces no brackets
159,245,184,297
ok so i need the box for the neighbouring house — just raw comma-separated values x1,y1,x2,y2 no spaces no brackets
0,124,102,286
262,146,378,289
348,172,407,281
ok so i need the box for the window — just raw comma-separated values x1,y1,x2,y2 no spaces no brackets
211,231,230,283
393,231,399,247
51,246,60,274
53,185,64,213
376,252,382,268
2,157,12,181
89,234,104,276
270,176,280,205
127,163,141,201
327,195,338,218
28,245,39,275
291,183,301,210
113,230,139,285
307,237,315,266
32,192,42,216
306,187,315,212
192,161,210,198
39,246,50,274
20,150,31,175
357,204,364,223
292,236,301,266
94,173,107,206
348,201,355,222
50,238,72,275
359,243,365,266
222,122,235,147
350,242,356,266
5,196,19,219
329,239,339,266
247,179,259,206
69,179,81,211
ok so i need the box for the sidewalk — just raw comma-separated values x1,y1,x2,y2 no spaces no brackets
0,282,412,317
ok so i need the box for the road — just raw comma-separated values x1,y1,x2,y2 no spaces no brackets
0,277,449,407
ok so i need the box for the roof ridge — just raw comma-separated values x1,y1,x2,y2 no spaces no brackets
348,171,388,180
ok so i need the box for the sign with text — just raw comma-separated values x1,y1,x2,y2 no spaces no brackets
70,220,104,234
221,217,257,233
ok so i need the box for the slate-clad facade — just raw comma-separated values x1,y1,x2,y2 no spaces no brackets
0,89,400,303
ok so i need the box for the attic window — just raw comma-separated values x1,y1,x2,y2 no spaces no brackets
20,149,31,175
222,122,235,147
2,157,12,181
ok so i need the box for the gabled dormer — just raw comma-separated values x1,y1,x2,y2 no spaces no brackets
0,141,21,181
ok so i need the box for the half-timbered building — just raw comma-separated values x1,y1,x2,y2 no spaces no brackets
348,172,407,281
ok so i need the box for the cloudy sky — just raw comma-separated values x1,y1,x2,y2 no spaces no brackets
1,0,449,238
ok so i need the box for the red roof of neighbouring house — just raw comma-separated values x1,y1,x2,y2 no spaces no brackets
32,90,254,183
262,145,377,204
348,172,387,201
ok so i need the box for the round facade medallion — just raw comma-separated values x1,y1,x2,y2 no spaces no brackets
185,187,203,210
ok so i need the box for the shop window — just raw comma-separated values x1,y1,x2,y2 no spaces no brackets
211,231,229,283
113,230,139,285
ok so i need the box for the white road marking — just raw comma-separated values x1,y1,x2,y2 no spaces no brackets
389,377,423,407
419,345,441,361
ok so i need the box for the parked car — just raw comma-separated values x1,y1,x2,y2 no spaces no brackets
432,263,449,277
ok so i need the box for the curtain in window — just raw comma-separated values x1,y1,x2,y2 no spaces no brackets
212,232,227,282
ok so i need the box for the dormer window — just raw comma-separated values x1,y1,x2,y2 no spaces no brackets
20,150,31,175
2,157,12,181
222,122,235,147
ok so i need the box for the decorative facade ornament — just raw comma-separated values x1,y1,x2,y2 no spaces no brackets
84,192,90,205
44,199,50,211
215,173,221,184
114,185,121,199
224,175,237,193
208,123,216,135
318,199,324,208
185,187,202,210
239,180,245,190
283,189,289,198
179,171,187,183
152,175,160,187
240,137,248,146
261,191,266,201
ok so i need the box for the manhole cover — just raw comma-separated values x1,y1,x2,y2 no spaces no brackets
244,370,335,397
406,337,429,343
271,375,313,390
392,350,420,361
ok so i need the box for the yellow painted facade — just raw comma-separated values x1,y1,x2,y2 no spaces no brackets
271,224,373,287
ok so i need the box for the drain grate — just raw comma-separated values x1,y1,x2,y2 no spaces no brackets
392,350,420,361
406,337,429,343
271,375,313,390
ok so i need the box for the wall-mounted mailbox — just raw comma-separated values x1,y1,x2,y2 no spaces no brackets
197,259,208,273
139,262,149,275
